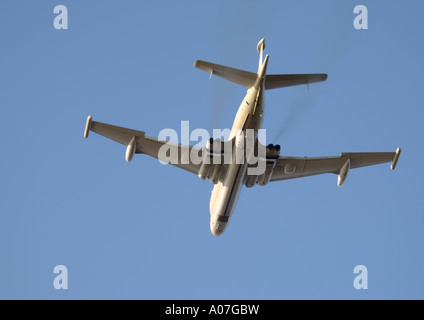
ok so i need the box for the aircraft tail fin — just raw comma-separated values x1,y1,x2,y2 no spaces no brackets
257,38,266,70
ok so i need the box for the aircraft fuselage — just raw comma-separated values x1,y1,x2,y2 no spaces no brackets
209,71,266,236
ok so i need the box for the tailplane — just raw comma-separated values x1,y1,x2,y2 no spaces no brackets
265,73,328,90
194,38,328,90
193,38,267,89
193,60,257,89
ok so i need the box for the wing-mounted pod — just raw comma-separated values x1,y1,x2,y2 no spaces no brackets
246,143,281,188
210,164,223,184
198,138,214,180
245,173,259,188
257,158,277,186
258,144,280,186
338,159,351,187
125,136,136,163
198,138,225,182
266,144,281,159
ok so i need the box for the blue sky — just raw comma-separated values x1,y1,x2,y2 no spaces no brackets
0,0,423,299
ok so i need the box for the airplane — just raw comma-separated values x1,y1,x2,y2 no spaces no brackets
84,38,401,237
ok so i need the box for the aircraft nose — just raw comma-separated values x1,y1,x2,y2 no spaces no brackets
210,219,227,237
211,226,224,237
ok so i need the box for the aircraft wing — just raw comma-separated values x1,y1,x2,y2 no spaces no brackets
270,150,401,186
84,116,203,175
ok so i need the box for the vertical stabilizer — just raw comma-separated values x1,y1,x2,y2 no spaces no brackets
257,38,266,70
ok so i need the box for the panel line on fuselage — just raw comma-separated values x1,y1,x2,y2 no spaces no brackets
222,164,243,217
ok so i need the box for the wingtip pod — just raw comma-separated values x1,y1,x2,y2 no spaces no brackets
84,115,92,138
391,148,402,170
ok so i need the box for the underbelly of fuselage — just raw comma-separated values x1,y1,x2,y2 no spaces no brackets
209,84,264,236
209,161,248,236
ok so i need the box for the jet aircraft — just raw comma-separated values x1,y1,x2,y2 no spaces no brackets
84,39,401,236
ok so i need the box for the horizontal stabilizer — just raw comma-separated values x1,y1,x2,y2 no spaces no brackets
265,74,328,90
194,60,257,88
